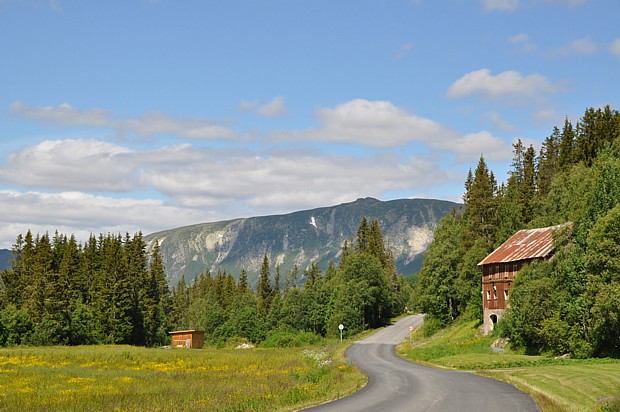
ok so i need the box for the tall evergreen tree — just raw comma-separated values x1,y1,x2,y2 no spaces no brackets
355,217,370,254
256,254,273,317
538,127,561,196
463,156,497,248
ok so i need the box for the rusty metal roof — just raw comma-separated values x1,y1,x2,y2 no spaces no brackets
478,224,567,266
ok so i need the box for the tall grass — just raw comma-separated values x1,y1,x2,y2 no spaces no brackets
398,320,620,411
0,344,365,411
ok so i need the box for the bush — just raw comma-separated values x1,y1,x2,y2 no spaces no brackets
421,315,443,337
260,330,325,348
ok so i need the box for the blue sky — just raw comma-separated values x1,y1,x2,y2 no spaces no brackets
0,0,618,248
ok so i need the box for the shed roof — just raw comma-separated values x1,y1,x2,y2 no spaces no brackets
169,330,205,335
478,224,567,266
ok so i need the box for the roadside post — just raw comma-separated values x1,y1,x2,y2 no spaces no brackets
339,324,344,343
409,325,414,345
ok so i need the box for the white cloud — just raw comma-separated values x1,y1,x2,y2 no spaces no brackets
610,39,620,56
282,99,451,147
507,33,537,53
447,69,561,99
0,189,207,249
239,96,288,118
118,112,239,139
141,147,450,212
10,101,111,127
0,139,137,191
552,36,599,57
481,0,520,11
9,102,238,140
430,130,511,162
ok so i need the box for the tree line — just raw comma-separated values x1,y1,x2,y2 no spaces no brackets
0,217,413,347
415,105,620,358
0,231,170,347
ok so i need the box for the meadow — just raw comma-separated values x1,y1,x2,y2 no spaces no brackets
398,320,620,412
0,343,365,411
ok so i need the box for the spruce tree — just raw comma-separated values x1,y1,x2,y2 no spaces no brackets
355,216,369,254
463,156,497,248
256,254,273,316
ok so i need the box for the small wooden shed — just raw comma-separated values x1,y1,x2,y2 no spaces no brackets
169,330,205,349
478,224,566,335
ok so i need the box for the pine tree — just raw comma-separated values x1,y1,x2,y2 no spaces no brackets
368,219,387,267
355,217,369,254
304,262,321,289
520,145,537,222
464,156,497,248
559,117,576,169
256,254,273,316
143,242,169,347
274,265,281,294
237,269,249,295
538,127,561,196
463,168,474,204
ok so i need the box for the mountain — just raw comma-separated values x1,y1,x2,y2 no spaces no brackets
0,249,12,271
144,197,460,287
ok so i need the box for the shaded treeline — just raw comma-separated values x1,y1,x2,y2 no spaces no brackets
0,218,413,347
415,105,620,358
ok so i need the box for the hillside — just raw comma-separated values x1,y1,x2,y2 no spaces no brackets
144,197,459,287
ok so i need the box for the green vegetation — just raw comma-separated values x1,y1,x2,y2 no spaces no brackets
0,343,365,411
399,320,620,411
0,232,169,347
415,105,620,358
0,217,414,348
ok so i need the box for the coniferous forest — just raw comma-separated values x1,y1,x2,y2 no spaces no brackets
0,218,413,347
415,105,620,358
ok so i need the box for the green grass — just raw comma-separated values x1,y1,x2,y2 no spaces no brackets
398,321,620,411
0,343,366,411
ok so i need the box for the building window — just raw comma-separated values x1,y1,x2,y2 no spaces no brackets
493,285,497,299
486,290,491,301
504,289,509,299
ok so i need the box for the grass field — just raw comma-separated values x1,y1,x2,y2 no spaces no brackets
0,343,366,411
398,320,620,412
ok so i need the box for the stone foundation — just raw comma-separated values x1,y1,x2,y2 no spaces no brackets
482,308,505,336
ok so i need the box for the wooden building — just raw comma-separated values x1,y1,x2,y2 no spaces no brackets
478,224,565,335
169,330,205,349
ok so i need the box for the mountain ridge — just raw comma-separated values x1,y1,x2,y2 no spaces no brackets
144,197,460,287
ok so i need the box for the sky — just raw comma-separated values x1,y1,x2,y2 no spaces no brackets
0,0,619,249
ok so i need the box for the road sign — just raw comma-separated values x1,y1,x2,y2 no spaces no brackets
338,324,344,342
409,325,414,331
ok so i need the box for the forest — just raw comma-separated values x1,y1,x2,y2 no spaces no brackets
0,218,413,347
414,105,620,358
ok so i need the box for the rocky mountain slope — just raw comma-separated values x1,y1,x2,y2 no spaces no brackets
144,197,460,287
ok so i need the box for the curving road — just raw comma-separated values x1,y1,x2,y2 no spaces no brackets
304,315,540,412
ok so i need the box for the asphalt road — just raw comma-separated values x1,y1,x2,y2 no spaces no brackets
303,315,540,412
